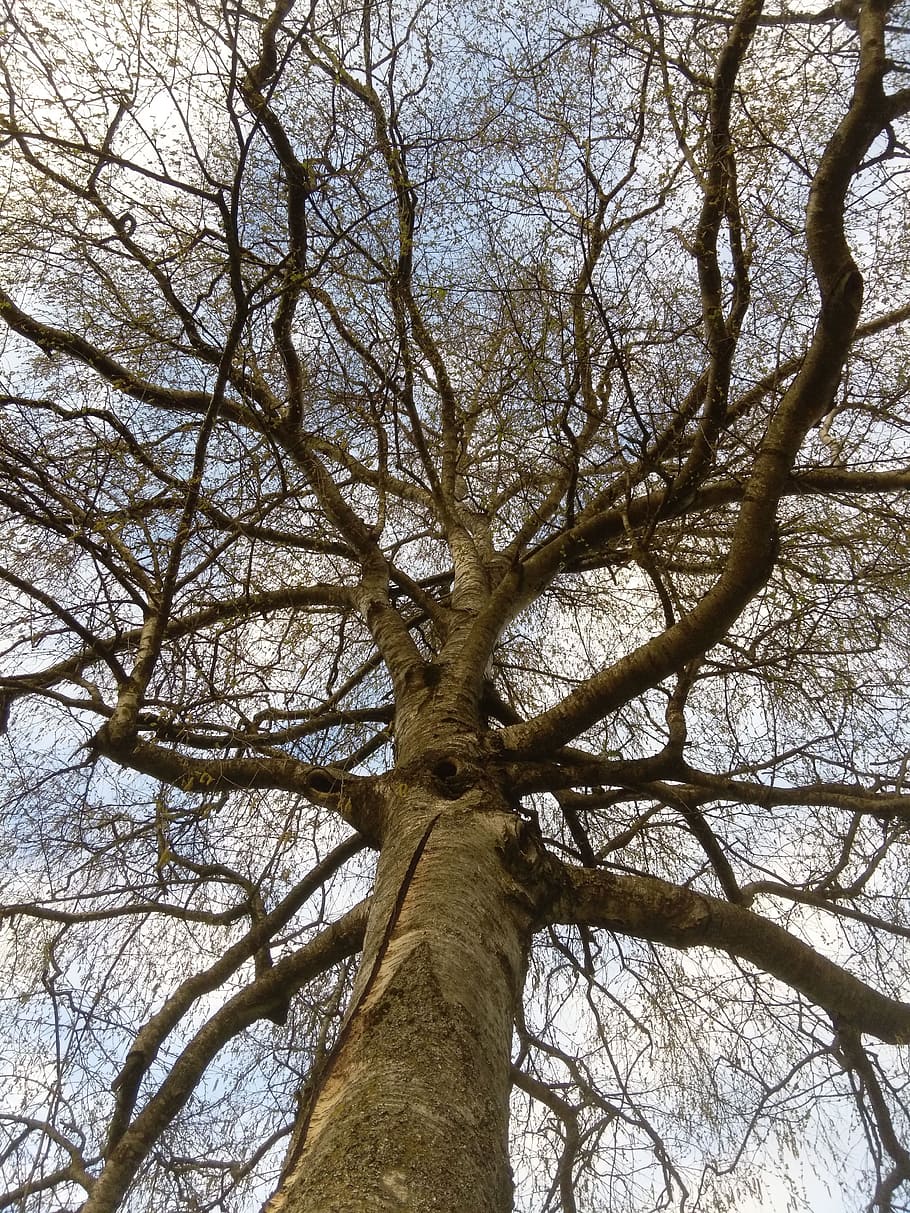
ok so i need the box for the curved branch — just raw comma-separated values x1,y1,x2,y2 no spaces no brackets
552,865,910,1045
0,583,353,716
499,0,905,756
105,834,365,1153
79,901,368,1213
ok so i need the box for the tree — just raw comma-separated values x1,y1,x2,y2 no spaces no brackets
2,0,910,1207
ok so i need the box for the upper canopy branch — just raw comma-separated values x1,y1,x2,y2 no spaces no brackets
496,0,906,758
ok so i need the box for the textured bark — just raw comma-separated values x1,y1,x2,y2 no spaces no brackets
555,867,910,1044
264,782,541,1213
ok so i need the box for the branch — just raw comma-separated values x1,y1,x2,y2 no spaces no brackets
0,583,353,715
0,286,229,417
669,768,910,821
499,10,904,755
0,1116,97,1209
79,901,368,1213
90,737,380,838
104,835,365,1153
552,866,910,1045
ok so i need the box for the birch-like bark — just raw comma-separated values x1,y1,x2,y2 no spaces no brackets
264,783,549,1213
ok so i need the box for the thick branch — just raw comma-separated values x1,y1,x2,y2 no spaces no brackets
91,738,380,838
553,866,910,1044
79,901,368,1213
105,835,365,1153
670,768,910,821
499,3,904,756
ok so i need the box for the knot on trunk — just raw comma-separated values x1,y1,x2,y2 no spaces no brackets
397,745,485,799
497,813,567,925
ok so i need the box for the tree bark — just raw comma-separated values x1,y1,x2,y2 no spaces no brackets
264,782,544,1213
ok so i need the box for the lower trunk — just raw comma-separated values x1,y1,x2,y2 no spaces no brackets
264,786,537,1213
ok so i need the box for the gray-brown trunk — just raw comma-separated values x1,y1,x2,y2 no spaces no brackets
264,786,537,1213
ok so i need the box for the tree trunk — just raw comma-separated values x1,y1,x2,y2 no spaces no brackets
263,783,543,1213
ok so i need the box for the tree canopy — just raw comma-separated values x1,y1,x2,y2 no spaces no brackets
2,0,910,1209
